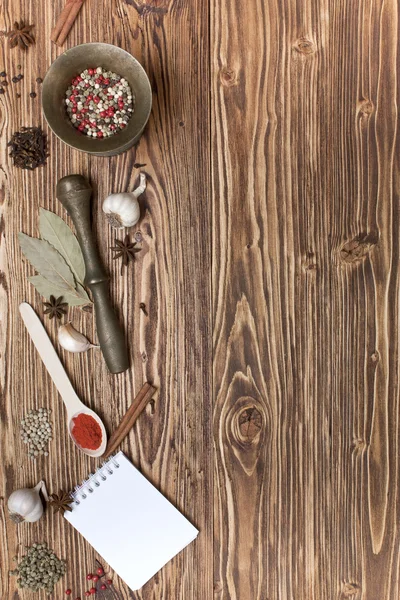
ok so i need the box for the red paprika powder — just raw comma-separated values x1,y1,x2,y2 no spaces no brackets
71,413,102,450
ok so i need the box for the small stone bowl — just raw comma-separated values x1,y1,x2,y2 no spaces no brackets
42,42,152,157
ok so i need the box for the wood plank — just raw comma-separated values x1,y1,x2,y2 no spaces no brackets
211,0,400,598
0,0,211,598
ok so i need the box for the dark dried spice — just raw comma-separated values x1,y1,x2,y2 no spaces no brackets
6,21,35,50
111,234,141,275
17,74,23,80
0,71,6,77
29,91,36,98
12,76,18,83
36,77,43,84
2,80,8,86
0,88,4,95
49,491,73,515
139,302,148,316
43,295,68,320
7,126,49,170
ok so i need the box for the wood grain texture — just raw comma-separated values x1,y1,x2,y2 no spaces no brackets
1,0,399,599
0,0,211,599
211,0,400,599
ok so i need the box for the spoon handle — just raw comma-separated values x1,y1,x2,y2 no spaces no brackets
19,303,83,417
56,174,129,374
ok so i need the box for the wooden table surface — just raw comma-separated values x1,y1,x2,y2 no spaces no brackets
0,0,399,599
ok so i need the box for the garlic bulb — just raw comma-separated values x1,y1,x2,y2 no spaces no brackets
58,322,98,353
102,173,146,229
8,481,48,524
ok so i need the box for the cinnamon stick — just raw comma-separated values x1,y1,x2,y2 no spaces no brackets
55,0,84,46
104,382,156,457
50,0,75,44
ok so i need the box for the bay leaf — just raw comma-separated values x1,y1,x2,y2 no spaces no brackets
18,233,76,291
29,275,91,306
39,208,85,284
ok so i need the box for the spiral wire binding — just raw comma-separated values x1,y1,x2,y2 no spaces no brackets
70,454,121,506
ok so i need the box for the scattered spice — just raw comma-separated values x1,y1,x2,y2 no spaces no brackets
66,590,72,595
8,126,49,170
43,295,68,320
111,234,141,275
2,80,7,86
12,76,18,83
0,88,4,95
139,302,148,316
36,77,43,84
49,491,73,515
30,91,37,98
20,408,52,460
16,93,21,98
9,543,66,593
0,71,6,77
18,73,23,80
71,413,102,450
6,21,35,50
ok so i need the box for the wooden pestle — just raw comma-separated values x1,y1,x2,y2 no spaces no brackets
56,174,129,374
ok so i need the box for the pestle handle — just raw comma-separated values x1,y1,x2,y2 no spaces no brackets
56,174,129,374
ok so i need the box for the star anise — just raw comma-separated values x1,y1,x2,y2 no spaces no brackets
49,490,73,515
43,295,68,320
111,234,141,275
6,21,35,50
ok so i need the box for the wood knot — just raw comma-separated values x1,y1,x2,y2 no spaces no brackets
371,350,380,363
293,37,316,55
352,438,368,456
238,407,262,442
358,100,374,118
220,68,237,87
341,582,361,597
340,234,378,264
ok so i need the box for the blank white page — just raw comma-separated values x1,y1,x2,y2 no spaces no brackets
65,452,198,591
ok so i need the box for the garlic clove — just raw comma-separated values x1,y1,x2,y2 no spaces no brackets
58,322,98,353
8,481,48,524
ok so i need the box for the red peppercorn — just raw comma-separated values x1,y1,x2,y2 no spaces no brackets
96,567,104,575
94,97,101,104
92,575,99,583
97,132,104,138
73,88,79,95
106,580,112,585
110,124,116,131
100,584,106,590
87,94,93,100
71,107,77,113
66,590,72,596
88,68,94,75
99,110,107,118
77,75,82,82
86,574,93,580
120,123,126,128
72,78,78,86
78,125,85,131
108,95,113,100
104,78,110,85
90,587,96,594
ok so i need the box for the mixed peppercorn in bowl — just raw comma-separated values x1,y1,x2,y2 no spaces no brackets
42,42,152,156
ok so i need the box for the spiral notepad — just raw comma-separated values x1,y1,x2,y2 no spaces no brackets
65,451,199,591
